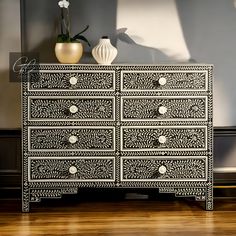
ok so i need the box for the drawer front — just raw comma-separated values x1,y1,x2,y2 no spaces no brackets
28,71,115,91
122,96,207,121
121,157,207,181
29,127,115,151
121,126,207,151
29,157,115,181
121,71,207,91
29,96,115,121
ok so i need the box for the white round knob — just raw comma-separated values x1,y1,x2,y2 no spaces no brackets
69,105,78,114
158,77,167,86
158,136,167,144
158,165,167,174
69,77,78,85
158,106,167,115
69,135,78,144
69,166,77,174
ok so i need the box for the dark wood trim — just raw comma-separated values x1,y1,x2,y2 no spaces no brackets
1,128,236,198
214,126,236,135
1,187,236,200
0,129,21,199
0,129,21,137
214,173,236,185
213,127,236,184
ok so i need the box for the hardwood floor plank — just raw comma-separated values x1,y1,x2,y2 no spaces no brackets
0,199,236,235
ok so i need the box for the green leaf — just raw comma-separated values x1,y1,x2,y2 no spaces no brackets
57,34,70,43
72,35,91,47
77,25,89,35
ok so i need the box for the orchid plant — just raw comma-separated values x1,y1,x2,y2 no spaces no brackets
57,0,90,46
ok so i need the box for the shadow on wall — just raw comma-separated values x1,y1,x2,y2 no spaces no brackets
22,0,179,64
22,0,235,126
116,0,191,63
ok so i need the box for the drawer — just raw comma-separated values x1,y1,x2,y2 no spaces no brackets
29,96,115,121
121,71,208,91
121,126,207,151
121,96,207,121
28,70,115,91
29,126,115,151
121,156,207,181
29,157,115,181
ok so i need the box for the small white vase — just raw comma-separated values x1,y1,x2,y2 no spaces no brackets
92,37,117,65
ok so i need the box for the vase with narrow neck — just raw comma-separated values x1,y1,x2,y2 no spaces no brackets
92,37,117,65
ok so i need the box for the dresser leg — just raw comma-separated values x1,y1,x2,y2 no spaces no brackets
22,199,30,212
205,186,213,210
22,186,30,212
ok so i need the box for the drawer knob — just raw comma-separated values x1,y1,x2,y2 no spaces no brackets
158,77,167,86
69,76,78,85
158,106,167,115
69,166,78,174
69,105,78,114
69,135,78,144
158,165,167,174
158,136,167,144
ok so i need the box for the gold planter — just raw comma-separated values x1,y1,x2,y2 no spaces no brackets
55,42,83,64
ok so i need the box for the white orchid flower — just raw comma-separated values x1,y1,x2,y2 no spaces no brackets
58,0,70,8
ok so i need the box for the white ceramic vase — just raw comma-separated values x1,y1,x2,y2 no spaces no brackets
92,37,117,65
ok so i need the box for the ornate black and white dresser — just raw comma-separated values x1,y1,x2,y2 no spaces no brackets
22,64,213,212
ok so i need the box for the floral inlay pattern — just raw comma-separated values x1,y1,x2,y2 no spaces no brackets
122,72,206,90
122,158,206,180
122,127,206,150
30,158,114,180
29,72,114,90
30,128,114,150
123,97,206,120
21,64,213,212
30,98,114,120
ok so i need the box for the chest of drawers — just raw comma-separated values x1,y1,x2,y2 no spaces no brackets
22,64,213,212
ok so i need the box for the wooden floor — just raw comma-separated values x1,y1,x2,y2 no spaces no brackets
0,197,236,236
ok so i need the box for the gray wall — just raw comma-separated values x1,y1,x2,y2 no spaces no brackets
2,0,236,128
0,0,236,171
0,0,21,128
22,0,117,63
177,0,236,126
21,0,236,126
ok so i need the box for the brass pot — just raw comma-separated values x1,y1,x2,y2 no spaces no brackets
55,42,83,64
